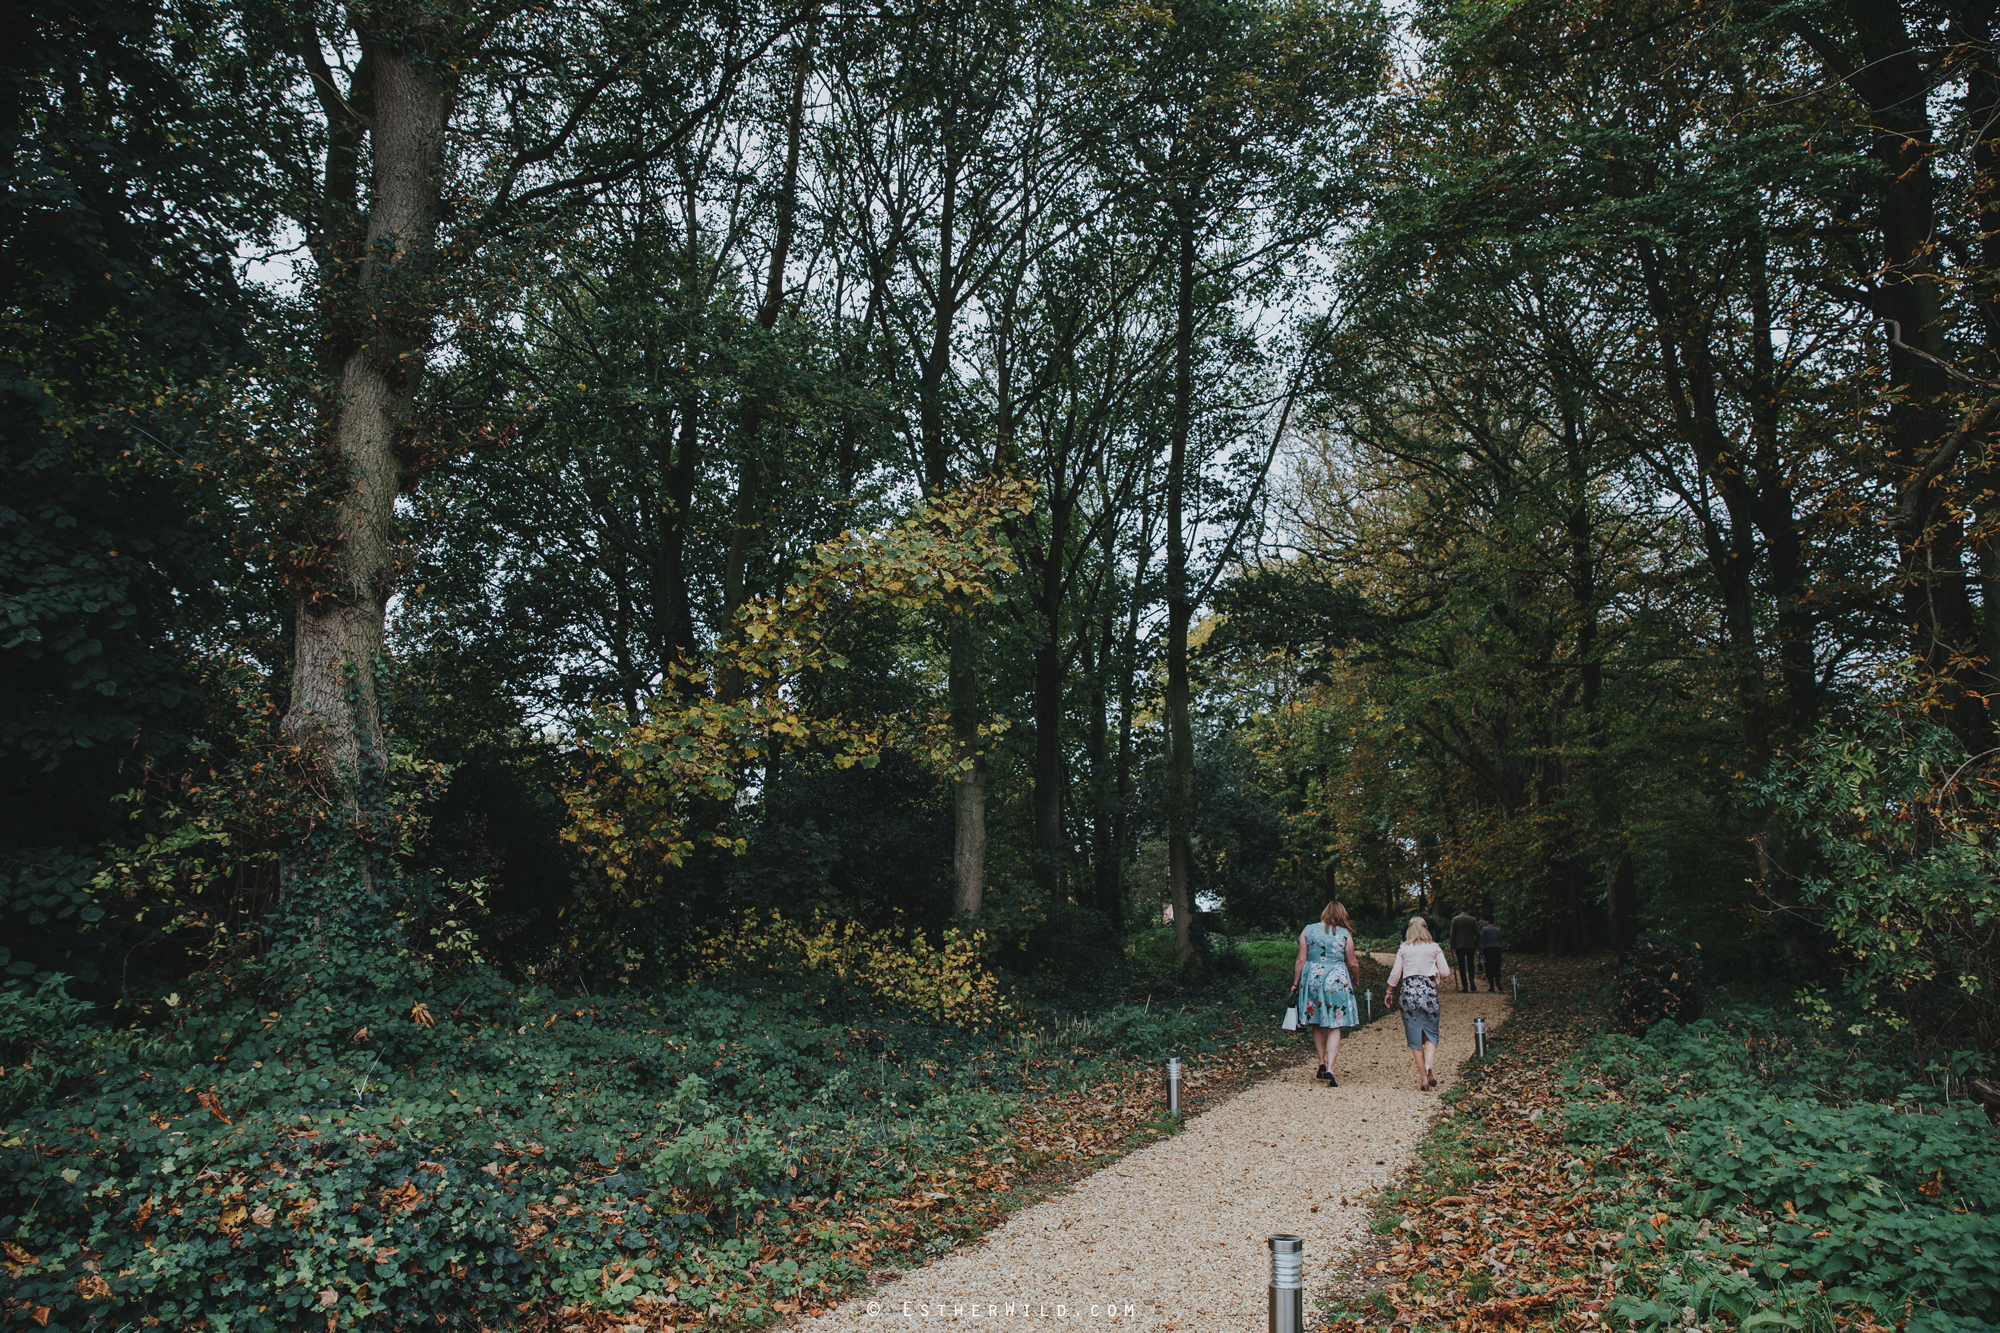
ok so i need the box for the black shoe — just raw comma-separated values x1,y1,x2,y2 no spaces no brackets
1315,1064,1330,1082
1326,1073,1338,1087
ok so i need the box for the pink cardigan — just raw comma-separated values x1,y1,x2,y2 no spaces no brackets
1385,942,1451,988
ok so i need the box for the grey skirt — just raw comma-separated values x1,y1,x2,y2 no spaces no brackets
1401,1008,1441,1049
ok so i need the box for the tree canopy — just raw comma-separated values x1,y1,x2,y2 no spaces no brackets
3,0,1997,1054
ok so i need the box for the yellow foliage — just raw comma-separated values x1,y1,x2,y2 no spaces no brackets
555,479,1033,953
684,910,1014,1031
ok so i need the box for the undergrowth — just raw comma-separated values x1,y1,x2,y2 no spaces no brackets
1569,1009,1999,1332
1316,956,1997,1333
2,916,1296,1333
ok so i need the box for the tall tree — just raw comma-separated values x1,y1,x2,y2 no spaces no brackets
1779,1,2000,745
2,0,272,860
262,0,786,797
823,0,1073,917
1090,0,1382,968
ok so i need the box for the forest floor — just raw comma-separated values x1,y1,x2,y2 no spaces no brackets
1313,955,1612,1332
786,979,1510,1331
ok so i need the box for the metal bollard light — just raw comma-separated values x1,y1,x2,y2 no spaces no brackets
1268,1234,1303,1333
1364,988,1372,1022
1474,1016,1488,1058
1165,1057,1182,1116
1511,975,1518,1002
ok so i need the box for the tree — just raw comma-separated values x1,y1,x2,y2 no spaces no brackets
1778,0,2000,748
1087,0,1383,968
819,0,1079,918
559,478,1032,950
1,0,277,982
259,0,790,798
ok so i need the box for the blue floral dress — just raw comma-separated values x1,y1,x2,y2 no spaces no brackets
1298,923,1358,1028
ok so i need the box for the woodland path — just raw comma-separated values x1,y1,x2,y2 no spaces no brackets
794,977,1511,1332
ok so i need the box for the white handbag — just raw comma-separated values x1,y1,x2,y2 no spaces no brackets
1281,990,1300,1031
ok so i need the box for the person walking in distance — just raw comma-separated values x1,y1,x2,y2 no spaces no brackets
1385,918,1451,1090
1292,901,1361,1087
1419,903,1442,946
1479,917,1506,993
1450,906,1479,994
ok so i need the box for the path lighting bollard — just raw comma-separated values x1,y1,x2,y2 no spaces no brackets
1268,1235,1304,1333
1165,1057,1182,1116
1364,989,1372,1022
1511,975,1518,1002
1474,1016,1488,1058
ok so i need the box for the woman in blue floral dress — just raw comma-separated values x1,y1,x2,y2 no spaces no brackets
1291,901,1360,1086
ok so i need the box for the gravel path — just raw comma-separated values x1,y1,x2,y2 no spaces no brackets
796,983,1511,1332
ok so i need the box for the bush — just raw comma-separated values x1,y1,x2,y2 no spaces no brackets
683,910,1013,1029
1093,1004,1211,1054
1611,929,1704,1034
1210,938,1251,978
0,974,92,1120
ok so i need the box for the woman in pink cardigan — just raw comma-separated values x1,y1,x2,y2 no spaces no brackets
1384,918,1452,1090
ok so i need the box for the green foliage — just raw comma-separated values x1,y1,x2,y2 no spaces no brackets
1756,708,2000,1046
1092,1003,1212,1055
1558,1006,2000,1331
0,976,93,1120
0,952,1022,1333
1610,931,1705,1035
1,0,284,993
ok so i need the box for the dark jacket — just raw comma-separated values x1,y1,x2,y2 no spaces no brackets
1478,924,1505,950
1450,913,1479,951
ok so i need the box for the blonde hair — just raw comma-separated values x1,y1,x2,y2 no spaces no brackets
1404,918,1434,945
1320,901,1350,931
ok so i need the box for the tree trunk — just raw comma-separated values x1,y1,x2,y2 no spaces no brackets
1109,515,1147,932
1606,851,1637,955
950,613,989,919
1029,473,1068,906
718,19,815,705
952,754,989,919
1084,632,1116,923
1165,204,1199,975
1799,5,1992,750
282,37,449,785
914,136,992,921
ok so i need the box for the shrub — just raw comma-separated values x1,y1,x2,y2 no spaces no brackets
1611,929,1704,1034
684,910,1013,1030
0,974,92,1120
1093,1004,1211,1054
1210,938,1251,978
1756,709,2000,1046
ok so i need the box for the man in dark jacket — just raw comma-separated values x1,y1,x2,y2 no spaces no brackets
1450,908,1479,992
1479,919,1506,993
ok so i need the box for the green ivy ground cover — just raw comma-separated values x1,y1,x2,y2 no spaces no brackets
1,962,1283,1332
1314,956,1994,1333
1566,1007,1999,1332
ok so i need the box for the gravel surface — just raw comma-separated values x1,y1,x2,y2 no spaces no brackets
795,984,1511,1332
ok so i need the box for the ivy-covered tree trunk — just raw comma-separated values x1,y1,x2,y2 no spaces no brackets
281,26,451,782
